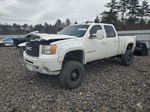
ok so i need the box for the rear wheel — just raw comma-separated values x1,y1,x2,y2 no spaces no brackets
59,61,85,89
121,50,133,66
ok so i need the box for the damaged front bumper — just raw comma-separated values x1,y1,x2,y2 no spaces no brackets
23,52,62,75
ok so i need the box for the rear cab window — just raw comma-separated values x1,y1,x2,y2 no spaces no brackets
104,25,116,38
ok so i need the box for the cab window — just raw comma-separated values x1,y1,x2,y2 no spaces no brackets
104,25,116,38
90,25,102,37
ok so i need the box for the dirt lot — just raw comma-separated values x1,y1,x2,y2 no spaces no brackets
0,47,150,112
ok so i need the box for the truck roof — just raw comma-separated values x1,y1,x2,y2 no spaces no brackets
73,23,113,26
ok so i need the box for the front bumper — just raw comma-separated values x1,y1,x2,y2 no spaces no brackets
23,52,62,75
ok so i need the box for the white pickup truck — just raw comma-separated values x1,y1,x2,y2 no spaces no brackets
24,23,136,89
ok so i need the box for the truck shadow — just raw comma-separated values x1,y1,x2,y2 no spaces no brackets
24,58,121,91
85,58,122,73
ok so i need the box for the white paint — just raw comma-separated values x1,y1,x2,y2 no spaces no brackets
24,23,136,75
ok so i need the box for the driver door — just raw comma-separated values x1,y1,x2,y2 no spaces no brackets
85,25,106,62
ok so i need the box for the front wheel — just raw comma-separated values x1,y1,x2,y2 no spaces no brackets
59,61,85,89
121,50,133,66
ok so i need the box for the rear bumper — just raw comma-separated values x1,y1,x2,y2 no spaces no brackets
23,52,62,75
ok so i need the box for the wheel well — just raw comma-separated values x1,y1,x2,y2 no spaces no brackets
63,50,84,64
127,43,134,51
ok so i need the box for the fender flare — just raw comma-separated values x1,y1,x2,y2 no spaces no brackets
58,47,85,64
123,41,136,54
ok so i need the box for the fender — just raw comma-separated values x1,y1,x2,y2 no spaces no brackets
123,37,136,54
57,39,85,63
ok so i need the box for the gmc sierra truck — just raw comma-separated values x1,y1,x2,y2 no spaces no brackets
24,23,136,89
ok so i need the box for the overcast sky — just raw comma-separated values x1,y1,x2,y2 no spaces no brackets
0,0,147,25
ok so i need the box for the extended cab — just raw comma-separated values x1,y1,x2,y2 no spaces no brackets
24,23,136,89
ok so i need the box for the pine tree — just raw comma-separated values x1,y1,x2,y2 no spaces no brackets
65,18,71,26
138,0,150,29
74,21,78,24
94,16,100,23
55,19,63,31
101,0,119,25
118,0,129,23
126,0,140,25
44,22,50,33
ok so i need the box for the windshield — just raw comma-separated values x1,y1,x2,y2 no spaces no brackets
58,25,89,37
25,34,40,41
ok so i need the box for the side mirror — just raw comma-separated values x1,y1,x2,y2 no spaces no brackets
96,30,104,39
89,33,96,39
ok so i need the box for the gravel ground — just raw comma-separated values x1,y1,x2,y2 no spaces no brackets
0,47,150,112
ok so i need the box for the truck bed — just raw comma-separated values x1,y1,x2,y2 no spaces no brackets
118,36,136,55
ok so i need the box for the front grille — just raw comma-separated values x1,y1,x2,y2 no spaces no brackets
26,41,40,57
25,39,64,57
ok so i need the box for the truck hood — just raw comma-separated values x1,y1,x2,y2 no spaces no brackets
37,34,76,41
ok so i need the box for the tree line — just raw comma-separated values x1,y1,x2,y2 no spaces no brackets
99,0,150,30
0,19,71,35
0,0,150,35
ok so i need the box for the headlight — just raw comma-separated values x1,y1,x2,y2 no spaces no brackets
42,45,57,55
